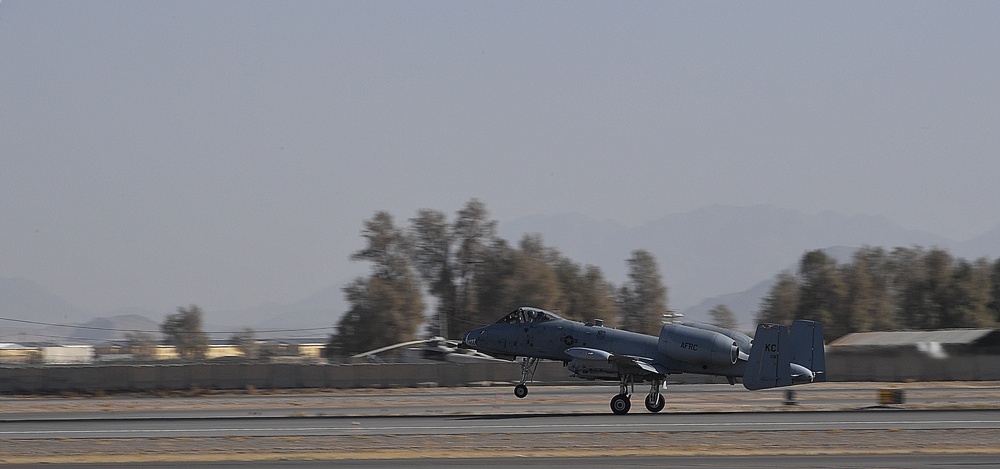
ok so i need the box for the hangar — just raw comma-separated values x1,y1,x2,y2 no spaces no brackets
827,328,1000,381
829,328,1000,355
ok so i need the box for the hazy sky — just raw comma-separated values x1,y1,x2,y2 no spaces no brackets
2,1,999,315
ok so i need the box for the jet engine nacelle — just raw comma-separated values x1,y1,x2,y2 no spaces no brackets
658,323,739,367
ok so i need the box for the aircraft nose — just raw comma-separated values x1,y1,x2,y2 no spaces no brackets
463,328,482,348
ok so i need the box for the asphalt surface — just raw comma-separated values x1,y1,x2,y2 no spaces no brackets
4,408,1000,439
3,454,1000,469
2,381,999,419
2,382,1000,466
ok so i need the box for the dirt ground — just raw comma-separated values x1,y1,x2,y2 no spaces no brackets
2,429,1000,464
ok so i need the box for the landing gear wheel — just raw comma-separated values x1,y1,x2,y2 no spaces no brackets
514,384,528,399
610,394,631,415
644,393,665,413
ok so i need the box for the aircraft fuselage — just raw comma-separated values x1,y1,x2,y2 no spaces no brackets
463,308,748,381
462,307,825,414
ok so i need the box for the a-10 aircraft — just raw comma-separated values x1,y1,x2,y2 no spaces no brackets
462,307,825,414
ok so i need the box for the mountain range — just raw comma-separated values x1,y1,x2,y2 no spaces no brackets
3,204,999,342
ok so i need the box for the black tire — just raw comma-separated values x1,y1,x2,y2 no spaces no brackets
610,394,631,415
514,384,528,399
644,394,665,413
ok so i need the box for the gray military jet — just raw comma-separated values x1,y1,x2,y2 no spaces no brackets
462,307,826,414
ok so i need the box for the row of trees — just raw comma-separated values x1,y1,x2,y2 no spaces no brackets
329,199,670,356
124,305,258,360
757,246,1000,340
130,217,1000,359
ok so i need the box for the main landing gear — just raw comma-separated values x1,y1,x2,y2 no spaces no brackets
645,378,665,413
610,373,632,415
513,357,539,399
610,375,665,415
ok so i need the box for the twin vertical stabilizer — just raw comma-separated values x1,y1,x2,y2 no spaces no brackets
743,320,825,391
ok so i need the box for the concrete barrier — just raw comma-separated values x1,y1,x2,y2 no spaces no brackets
1,352,999,394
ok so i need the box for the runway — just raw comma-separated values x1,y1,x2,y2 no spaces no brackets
3,454,1000,469
4,409,1000,439
1,383,999,465
2,381,999,419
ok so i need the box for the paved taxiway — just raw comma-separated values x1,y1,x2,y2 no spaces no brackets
4,454,1000,469
4,409,1000,439
2,383,1000,465
2,381,999,419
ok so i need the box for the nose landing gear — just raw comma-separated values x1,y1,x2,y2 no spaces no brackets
512,357,539,398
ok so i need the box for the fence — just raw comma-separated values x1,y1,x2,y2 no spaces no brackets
1,352,998,393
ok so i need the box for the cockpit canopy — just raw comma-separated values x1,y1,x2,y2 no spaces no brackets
496,307,562,325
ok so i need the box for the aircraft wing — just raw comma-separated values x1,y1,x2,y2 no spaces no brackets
566,347,666,376
565,347,613,361
609,354,663,375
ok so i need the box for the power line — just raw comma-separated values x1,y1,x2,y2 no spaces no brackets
0,332,125,343
0,316,333,335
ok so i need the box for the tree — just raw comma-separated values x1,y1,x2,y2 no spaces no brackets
795,250,846,338
921,248,954,329
499,236,565,312
708,304,738,330
989,259,1000,322
889,246,927,328
840,246,895,333
124,332,157,360
468,235,566,321
848,246,896,331
230,328,259,359
617,249,669,335
331,212,425,356
333,275,425,356
758,246,1000,338
409,199,498,338
351,211,414,282
160,304,209,359
408,200,619,335
945,258,995,328
450,199,498,335
468,234,617,325
410,208,458,336
470,238,517,322
551,257,616,324
756,271,800,325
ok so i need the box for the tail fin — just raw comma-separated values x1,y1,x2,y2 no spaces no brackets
743,324,790,390
743,320,826,390
788,319,826,383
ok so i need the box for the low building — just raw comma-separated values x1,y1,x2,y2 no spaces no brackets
829,328,1000,356
827,328,1000,381
0,343,38,364
40,345,94,364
